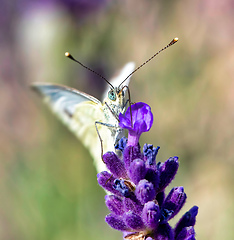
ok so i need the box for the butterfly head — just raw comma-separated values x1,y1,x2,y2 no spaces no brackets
107,86,127,103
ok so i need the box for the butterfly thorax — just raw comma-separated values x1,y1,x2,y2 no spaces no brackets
102,87,127,123
101,87,127,145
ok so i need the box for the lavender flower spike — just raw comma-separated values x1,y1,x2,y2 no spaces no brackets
97,102,198,240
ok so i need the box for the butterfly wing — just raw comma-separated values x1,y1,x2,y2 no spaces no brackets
32,83,111,172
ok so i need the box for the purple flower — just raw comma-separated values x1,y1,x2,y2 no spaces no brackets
119,102,153,146
97,102,198,240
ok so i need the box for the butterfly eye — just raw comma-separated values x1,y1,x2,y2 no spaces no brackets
108,90,117,101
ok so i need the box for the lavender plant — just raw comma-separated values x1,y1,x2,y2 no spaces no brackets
97,102,198,240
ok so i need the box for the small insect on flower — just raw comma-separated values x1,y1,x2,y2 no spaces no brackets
32,38,178,174
98,102,198,240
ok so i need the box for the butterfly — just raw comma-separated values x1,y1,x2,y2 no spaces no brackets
32,38,178,173
32,61,135,173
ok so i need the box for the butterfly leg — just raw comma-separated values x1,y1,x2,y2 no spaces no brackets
123,99,129,109
95,121,120,160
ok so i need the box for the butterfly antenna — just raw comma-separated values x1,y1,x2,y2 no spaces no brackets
65,52,114,89
119,38,178,86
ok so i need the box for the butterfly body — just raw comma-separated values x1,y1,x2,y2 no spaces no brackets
32,62,135,172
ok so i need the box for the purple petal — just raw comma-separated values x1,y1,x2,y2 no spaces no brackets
133,120,147,134
119,102,154,146
135,179,156,205
123,211,144,230
129,159,146,184
119,112,131,130
142,201,160,229
120,102,153,132
103,151,127,178
128,102,153,132
105,213,129,231
105,195,124,216
162,187,187,220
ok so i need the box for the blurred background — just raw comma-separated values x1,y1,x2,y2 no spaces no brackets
0,1,234,239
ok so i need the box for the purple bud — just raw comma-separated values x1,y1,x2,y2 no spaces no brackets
175,226,196,240
113,179,130,197
154,222,174,240
97,171,121,196
174,206,198,239
157,157,179,192
105,195,124,216
162,187,187,220
129,159,146,184
103,151,127,178
105,213,129,231
142,201,160,229
119,102,153,146
123,145,142,170
123,211,144,230
135,179,156,205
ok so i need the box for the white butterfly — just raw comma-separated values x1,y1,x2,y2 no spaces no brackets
32,62,135,173
32,38,178,173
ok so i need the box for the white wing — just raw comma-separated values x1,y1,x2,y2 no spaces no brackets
32,83,111,172
32,83,101,131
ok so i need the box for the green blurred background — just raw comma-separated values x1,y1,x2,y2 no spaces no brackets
0,1,234,239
